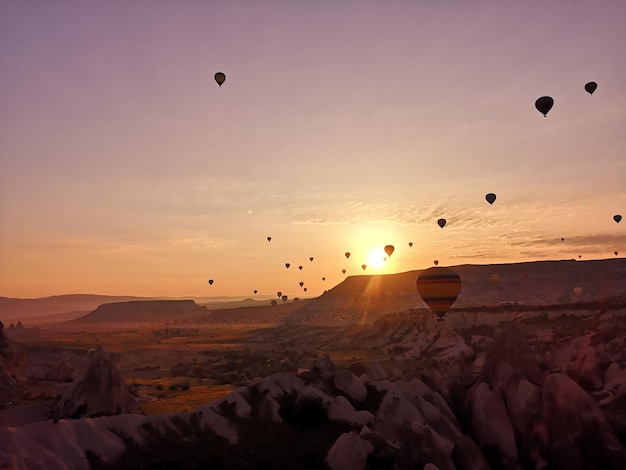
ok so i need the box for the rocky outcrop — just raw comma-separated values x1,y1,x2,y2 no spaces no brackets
54,347,136,418
0,324,26,401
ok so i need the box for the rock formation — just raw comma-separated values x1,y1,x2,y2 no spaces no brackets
54,347,136,418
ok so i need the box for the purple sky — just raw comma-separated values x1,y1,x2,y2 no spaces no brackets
1,1,625,298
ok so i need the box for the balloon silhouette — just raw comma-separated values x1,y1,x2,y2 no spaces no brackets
271,300,277,306
614,215,622,224
437,218,447,229
561,238,565,242
310,257,314,262
416,266,462,319
322,277,326,281
409,242,413,247
584,82,597,95
285,263,290,269
615,251,619,256
303,287,307,292
298,265,303,270
535,96,554,117
299,281,304,287
345,252,351,259
384,245,395,257
253,290,258,294
485,193,496,205
267,236,272,242
214,72,226,87
434,260,439,266
277,291,282,298
342,269,347,274
361,264,367,271
281,295,288,302
208,279,214,285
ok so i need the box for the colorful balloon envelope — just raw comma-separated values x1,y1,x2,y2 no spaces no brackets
535,96,554,117
214,72,226,87
416,266,462,319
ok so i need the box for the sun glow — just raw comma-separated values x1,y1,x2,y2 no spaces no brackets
366,247,388,270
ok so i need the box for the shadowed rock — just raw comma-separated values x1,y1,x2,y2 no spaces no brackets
55,347,136,418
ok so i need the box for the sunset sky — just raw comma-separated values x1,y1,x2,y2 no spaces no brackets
1,1,625,299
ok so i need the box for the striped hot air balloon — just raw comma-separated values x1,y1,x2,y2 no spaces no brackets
416,266,462,319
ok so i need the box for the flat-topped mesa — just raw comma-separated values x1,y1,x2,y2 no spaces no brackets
70,299,208,324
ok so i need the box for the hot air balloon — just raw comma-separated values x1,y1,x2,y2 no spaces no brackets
584,82,597,95
535,96,554,117
362,264,367,271
277,291,282,298
281,295,288,302
434,260,439,266
271,300,277,306
437,218,446,229
345,252,351,259
310,257,314,262
299,281,304,287
253,290,258,294
485,193,496,205
214,72,226,87
322,277,326,281
342,269,347,274
491,274,500,284
561,238,565,242
615,251,619,256
416,266,462,319
303,287,308,292
267,236,272,242
384,245,395,257
208,279,214,285
614,215,622,224
285,263,290,269
573,287,583,297
409,242,413,247
298,265,303,270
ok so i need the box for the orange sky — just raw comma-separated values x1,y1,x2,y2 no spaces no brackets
1,1,625,299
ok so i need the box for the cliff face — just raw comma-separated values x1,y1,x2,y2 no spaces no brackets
70,299,209,324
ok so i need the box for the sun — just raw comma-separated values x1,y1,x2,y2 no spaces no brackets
366,247,388,270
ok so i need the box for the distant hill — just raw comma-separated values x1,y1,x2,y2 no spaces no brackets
0,294,271,325
286,258,626,324
0,294,151,324
67,300,209,325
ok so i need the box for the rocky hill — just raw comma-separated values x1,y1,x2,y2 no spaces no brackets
286,258,626,324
